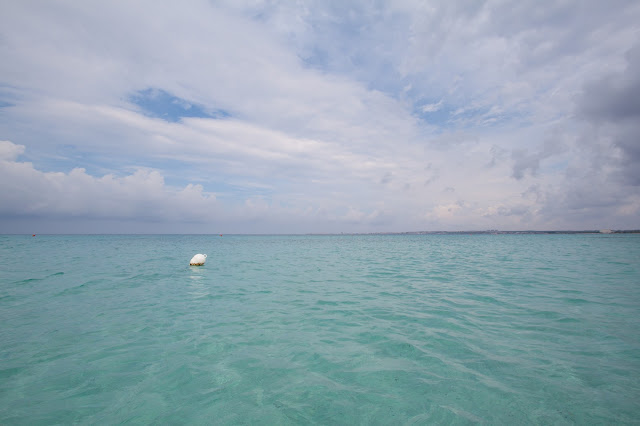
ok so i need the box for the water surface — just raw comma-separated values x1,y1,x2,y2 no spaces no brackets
1,234,639,424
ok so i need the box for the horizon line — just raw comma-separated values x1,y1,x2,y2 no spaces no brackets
7,229,640,236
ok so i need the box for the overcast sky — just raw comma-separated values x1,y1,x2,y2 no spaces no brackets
1,0,639,233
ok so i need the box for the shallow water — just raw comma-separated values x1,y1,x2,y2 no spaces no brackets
1,234,639,424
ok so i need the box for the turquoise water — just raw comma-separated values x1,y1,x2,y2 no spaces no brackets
1,234,639,424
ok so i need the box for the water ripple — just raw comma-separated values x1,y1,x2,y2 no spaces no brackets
0,234,639,423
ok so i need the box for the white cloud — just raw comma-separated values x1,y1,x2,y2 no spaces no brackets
0,140,25,161
420,101,443,113
0,141,216,222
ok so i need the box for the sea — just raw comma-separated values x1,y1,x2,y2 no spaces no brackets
1,233,639,424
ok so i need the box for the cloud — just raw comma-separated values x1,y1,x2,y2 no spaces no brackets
0,140,25,160
421,101,443,113
577,43,640,186
0,142,217,222
1,1,639,232
579,45,640,123
511,129,567,179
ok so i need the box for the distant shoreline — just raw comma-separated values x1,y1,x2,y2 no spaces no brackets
5,230,640,236
308,229,640,236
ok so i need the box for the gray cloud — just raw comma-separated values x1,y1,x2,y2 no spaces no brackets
578,44,640,186
511,131,566,179
580,45,640,122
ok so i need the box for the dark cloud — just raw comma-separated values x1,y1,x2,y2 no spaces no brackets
512,149,541,179
580,45,640,122
380,172,393,184
487,145,507,168
535,174,637,229
511,133,565,179
578,44,640,185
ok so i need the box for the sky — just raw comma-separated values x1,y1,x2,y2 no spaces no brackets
1,0,639,234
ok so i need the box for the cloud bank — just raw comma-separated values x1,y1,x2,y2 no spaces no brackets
1,1,639,233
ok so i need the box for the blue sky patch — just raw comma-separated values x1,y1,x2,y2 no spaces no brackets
413,100,527,131
130,88,229,122
414,103,454,128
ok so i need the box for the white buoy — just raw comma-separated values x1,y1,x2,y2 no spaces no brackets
189,253,207,266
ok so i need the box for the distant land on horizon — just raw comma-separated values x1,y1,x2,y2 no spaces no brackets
312,229,640,236
9,229,640,236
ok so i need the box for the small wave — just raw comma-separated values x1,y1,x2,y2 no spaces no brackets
56,279,104,296
562,297,593,305
14,277,43,285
